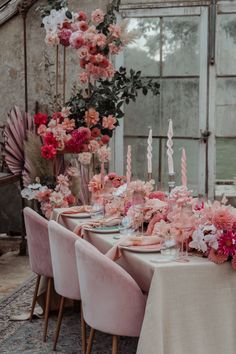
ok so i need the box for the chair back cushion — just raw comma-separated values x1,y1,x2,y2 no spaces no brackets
23,207,53,278
75,238,146,337
48,221,81,300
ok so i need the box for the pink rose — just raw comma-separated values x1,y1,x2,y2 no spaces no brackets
77,46,90,60
79,21,89,32
79,72,89,84
45,33,60,46
91,9,105,24
70,32,85,49
77,11,87,21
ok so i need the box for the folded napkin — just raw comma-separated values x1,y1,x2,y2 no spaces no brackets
73,216,121,238
54,206,92,222
106,235,163,261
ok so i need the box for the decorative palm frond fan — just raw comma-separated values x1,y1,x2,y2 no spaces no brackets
3,106,34,184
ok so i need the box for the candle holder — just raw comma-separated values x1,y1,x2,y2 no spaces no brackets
168,173,176,193
147,172,152,181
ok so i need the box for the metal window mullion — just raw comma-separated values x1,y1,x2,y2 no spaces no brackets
198,6,209,195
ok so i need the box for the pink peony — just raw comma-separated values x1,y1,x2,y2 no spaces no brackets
218,230,236,257
84,108,99,127
212,207,234,230
58,29,72,47
102,115,117,130
41,144,57,159
91,9,105,24
36,188,52,202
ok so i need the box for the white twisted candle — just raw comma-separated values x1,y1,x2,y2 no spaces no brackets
167,119,174,174
181,148,187,187
147,128,153,174
126,145,132,184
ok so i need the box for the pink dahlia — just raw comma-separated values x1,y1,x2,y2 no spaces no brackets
208,248,228,265
41,144,57,159
44,133,58,148
218,230,236,257
34,113,48,125
212,207,234,230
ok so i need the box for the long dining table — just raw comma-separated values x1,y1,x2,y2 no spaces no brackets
53,209,236,354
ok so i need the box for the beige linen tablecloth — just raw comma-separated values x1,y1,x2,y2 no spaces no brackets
53,209,236,354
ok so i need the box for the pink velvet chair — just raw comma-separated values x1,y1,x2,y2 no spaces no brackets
23,207,53,342
48,221,86,353
75,237,146,354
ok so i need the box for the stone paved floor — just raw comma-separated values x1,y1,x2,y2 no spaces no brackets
0,251,32,301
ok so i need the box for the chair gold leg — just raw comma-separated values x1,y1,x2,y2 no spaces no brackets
53,296,65,351
112,335,118,354
81,303,87,354
43,277,52,342
86,328,95,354
29,274,41,322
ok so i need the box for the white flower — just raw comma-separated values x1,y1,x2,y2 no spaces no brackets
21,188,37,200
28,183,42,190
189,228,208,253
78,152,92,165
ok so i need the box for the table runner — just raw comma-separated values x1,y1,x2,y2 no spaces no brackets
53,209,236,354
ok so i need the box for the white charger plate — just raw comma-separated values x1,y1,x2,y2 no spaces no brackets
84,225,121,234
63,212,91,219
119,244,162,253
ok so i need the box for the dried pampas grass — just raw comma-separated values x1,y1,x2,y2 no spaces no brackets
24,131,54,184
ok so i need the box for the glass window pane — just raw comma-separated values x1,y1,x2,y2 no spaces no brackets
160,79,199,136
216,14,236,75
124,91,160,136
124,18,160,77
216,78,236,136
163,17,200,76
124,137,160,181
216,138,236,180
161,139,200,194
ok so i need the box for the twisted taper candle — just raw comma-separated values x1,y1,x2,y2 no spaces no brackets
147,128,153,175
167,119,174,175
181,148,187,187
126,145,132,184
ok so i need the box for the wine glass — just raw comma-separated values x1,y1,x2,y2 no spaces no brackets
90,203,105,220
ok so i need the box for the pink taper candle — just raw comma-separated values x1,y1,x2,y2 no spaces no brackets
147,128,152,174
167,119,174,174
126,145,132,184
181,148,187,187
